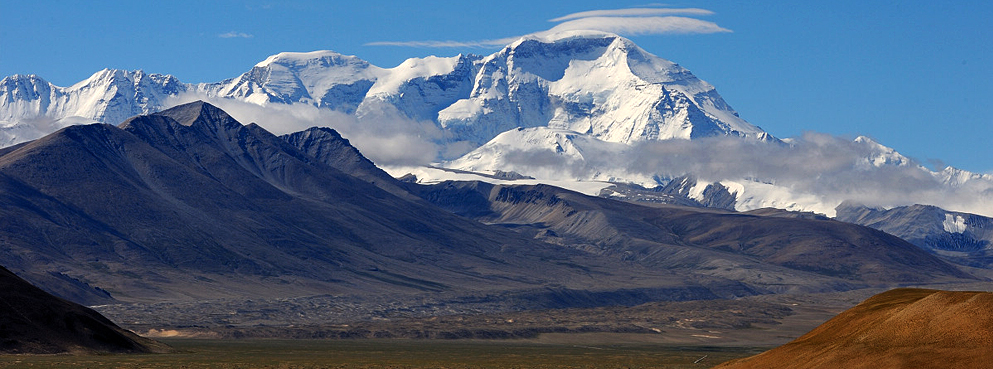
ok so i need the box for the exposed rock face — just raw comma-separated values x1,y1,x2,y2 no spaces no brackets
714,288,993,369
0,265,168,354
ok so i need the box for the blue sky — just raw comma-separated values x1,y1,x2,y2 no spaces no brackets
1,0,991,173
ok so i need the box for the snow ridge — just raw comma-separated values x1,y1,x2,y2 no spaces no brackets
1,31,770,151
1,69,186,144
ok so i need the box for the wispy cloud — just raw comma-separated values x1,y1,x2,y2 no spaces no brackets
219,31,254,39
367,6,729,48
545,16,730,36
366,37,518,48
549,8,715,22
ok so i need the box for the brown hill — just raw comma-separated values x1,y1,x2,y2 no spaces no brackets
714,288,993,369
0,265,168,354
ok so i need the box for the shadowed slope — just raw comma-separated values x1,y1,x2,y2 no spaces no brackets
281,127,405,196
0,265,168,354
412,181,973,291
836,202,993,268
0,101,712,307
714,288,993,369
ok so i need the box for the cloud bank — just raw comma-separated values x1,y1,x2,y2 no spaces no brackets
451,132,993,217
156,93,993,218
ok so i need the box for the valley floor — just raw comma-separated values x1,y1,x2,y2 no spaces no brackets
94,288,888,344
0,339,765,369
6,284,992,368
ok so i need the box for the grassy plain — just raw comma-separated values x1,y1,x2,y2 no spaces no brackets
0,338,764,369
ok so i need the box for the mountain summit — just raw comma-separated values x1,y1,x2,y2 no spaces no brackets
434,31,771,145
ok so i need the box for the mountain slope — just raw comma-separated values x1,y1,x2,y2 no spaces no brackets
410,181,974,291
281,126,414,199
0,101,721,307
715,288,993,369
0,265,168,354
836,202,993,267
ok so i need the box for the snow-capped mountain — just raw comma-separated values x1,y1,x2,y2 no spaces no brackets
436,31,771,146
2,30,990,220
835,202,993,268
0,70,186,145
202,50,385,113
0,31,769,150
357,54,479,123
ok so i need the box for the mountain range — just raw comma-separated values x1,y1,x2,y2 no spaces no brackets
4,31,990,230
0,31,768,147
836,202,993,268
0,101,979,328
2,101,676,305
1,30,991,316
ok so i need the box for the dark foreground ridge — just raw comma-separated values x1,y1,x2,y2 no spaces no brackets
0,265,168,354
714,288,993,369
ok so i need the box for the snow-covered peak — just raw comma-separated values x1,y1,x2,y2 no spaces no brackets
437,31,771,146
0,75,54,118
67,69,185,94
209,50,384,111
0,74,47,92
254,50,348,68
368,54,468,96
854,135,913,168
251,50,381,79
2,68,184,125
936,166,993,186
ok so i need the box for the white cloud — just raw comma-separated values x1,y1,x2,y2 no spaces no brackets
544,16,730,36
219,31,254,39
366,6,729,48
451,132,993,217
162,93,447,166
366,37,519,48
549,8,715,22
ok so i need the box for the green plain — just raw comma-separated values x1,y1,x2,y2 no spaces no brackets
0,339,764,368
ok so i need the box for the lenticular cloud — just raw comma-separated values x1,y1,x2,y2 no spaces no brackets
544,16,731,36
367,6,731,48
